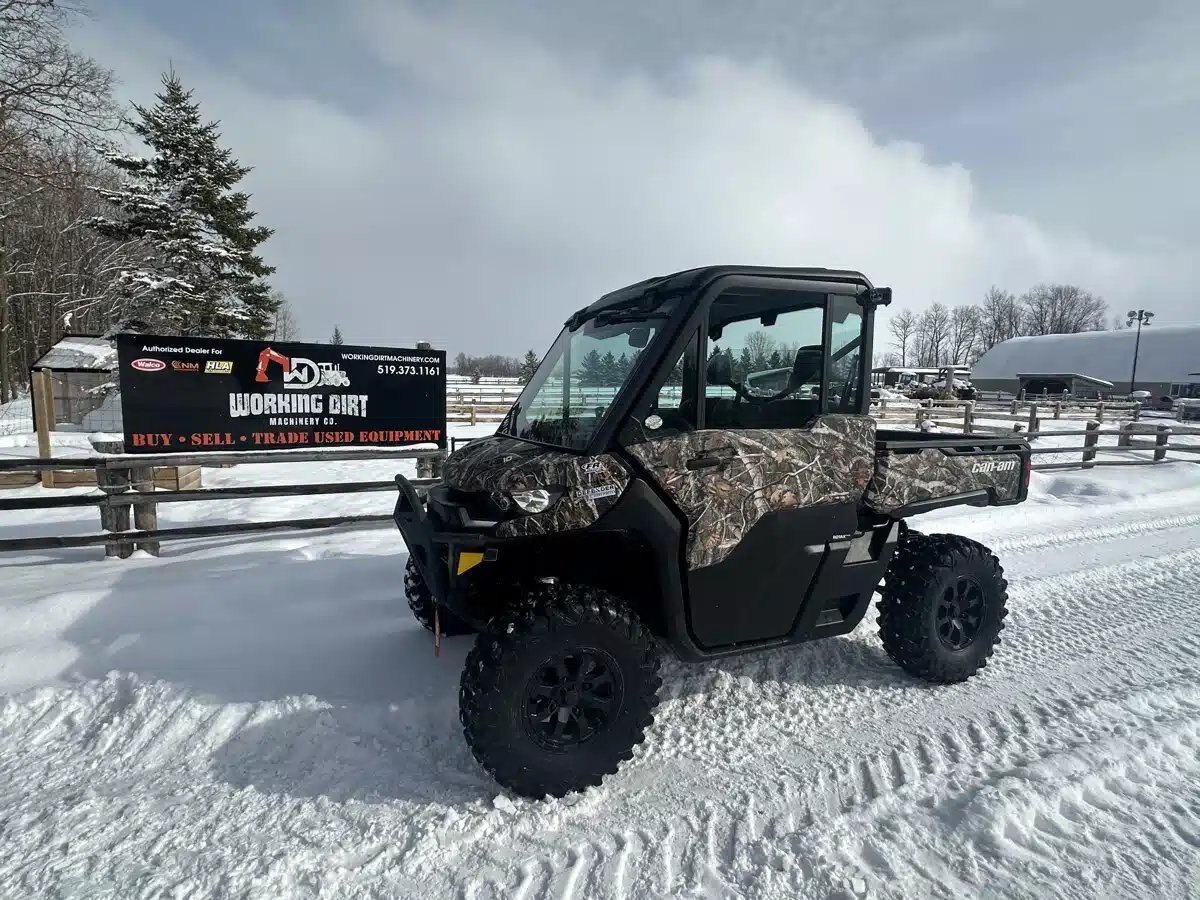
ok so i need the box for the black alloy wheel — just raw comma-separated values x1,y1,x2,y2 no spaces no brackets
524,649,623,748
936,577,984,650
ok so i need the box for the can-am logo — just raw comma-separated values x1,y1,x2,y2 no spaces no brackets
972,459,1018,474
131,358,166,372
255,346,350,390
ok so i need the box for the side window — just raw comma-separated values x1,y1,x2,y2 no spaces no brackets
705,296,825,430
622,328,699,443
827,296,864,413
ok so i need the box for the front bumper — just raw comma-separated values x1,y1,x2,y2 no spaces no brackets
393,475,495,610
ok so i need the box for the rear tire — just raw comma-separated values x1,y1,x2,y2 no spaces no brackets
459,584,661,798
405,558,474,636
877,532,1008,683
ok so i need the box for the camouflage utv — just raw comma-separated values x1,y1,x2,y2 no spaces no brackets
394,266,1030,798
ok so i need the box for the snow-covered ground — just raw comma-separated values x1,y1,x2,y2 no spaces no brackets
1,424,1199,899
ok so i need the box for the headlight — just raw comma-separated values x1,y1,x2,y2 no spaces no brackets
509,488,557,514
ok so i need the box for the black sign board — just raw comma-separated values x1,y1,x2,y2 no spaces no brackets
116,334,446,453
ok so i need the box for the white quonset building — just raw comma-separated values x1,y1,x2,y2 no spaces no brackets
971,324,1200,401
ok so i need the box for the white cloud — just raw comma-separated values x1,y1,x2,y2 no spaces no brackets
75,2,1187,353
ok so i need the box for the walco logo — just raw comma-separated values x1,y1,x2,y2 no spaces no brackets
205,360,234,375
972,459,1018,474
131,358,165,372
255,346,350,390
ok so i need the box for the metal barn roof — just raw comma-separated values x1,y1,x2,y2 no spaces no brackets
973,324,1200,383
30,335,117,372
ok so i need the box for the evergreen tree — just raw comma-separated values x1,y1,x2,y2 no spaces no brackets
615,352,633,383
736,347,753,381
330,325,344,345
87,72,277,338
577,349,605,385
518,349,540,384
600,351,620,386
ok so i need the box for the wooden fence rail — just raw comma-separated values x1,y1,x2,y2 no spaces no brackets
2,417,1193,558
0,445,444,558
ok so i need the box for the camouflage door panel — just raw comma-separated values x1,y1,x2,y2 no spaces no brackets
441,434,629,538
863,448,1022,514
627,415,876,569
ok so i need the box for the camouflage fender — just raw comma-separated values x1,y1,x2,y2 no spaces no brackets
626,415,876,569
441,434,629,537
863,448,1022,514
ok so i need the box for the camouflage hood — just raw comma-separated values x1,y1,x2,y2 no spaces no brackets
440,433,630,537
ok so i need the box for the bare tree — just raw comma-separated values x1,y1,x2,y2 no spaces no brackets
914,303,951,367
888,309,917,367
948,304,979,364
0,0,116,401
975,286,1024,355
1021,284,1107,336
269,291,300,340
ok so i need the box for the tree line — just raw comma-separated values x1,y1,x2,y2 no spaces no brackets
0,1,288,402
882,284,1109,369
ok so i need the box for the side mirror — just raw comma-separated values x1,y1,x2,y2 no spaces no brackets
627,326,650,348
706,352,733,386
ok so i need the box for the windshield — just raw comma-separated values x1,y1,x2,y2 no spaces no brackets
500,316,667,451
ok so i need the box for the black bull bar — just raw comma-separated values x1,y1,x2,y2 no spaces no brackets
392,474,487,607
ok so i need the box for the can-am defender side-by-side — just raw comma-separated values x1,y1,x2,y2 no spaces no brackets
394,266,1030,799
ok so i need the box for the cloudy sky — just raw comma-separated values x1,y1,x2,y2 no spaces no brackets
74,1,1198,354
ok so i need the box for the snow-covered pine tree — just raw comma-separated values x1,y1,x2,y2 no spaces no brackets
87,73,277,338
330,325,344,345
518,350,539,384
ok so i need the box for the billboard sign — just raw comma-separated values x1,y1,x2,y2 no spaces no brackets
116,334,446,453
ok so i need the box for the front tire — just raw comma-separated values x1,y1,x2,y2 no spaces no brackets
877,532,1008,683
459,585,661,798
405,558,474,636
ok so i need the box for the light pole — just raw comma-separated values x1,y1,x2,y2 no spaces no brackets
1126,308,1154,395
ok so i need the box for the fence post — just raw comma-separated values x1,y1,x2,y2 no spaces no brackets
1118,421,1133,447
470,402,478,426
962,401,974,435
1096,401,1105,423
1010,398,1019,415
1027,402,1039,436
1154,425,1170,462
1053,401,1062,420
1019,389,1026,401
1082,420,1099,468
129,465,160,557
96,466,133,559
1132,403,1141,421
89,438,131,559
33,368,56,488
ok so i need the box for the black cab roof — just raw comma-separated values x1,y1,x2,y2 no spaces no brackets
569,265,877,328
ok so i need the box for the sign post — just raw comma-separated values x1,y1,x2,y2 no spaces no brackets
116,335,447,453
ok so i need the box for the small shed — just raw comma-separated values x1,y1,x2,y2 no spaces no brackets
20,335,198,491
29,335,120,434
1016,372,1114,400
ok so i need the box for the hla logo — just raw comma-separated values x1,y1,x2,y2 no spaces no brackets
972,459,1018,474
255,346,350,390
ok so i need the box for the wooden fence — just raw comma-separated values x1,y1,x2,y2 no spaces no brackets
0,446,443,558
2,415,1194,560
874,398,1144,436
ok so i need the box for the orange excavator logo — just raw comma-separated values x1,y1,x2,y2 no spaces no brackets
255,346,291,383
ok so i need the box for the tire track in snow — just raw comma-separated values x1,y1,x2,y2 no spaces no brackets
467,544,1200,898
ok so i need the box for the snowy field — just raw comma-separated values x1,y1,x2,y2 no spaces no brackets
1,424,1199,898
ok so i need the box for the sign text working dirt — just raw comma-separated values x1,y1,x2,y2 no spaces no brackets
116,334,447,453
